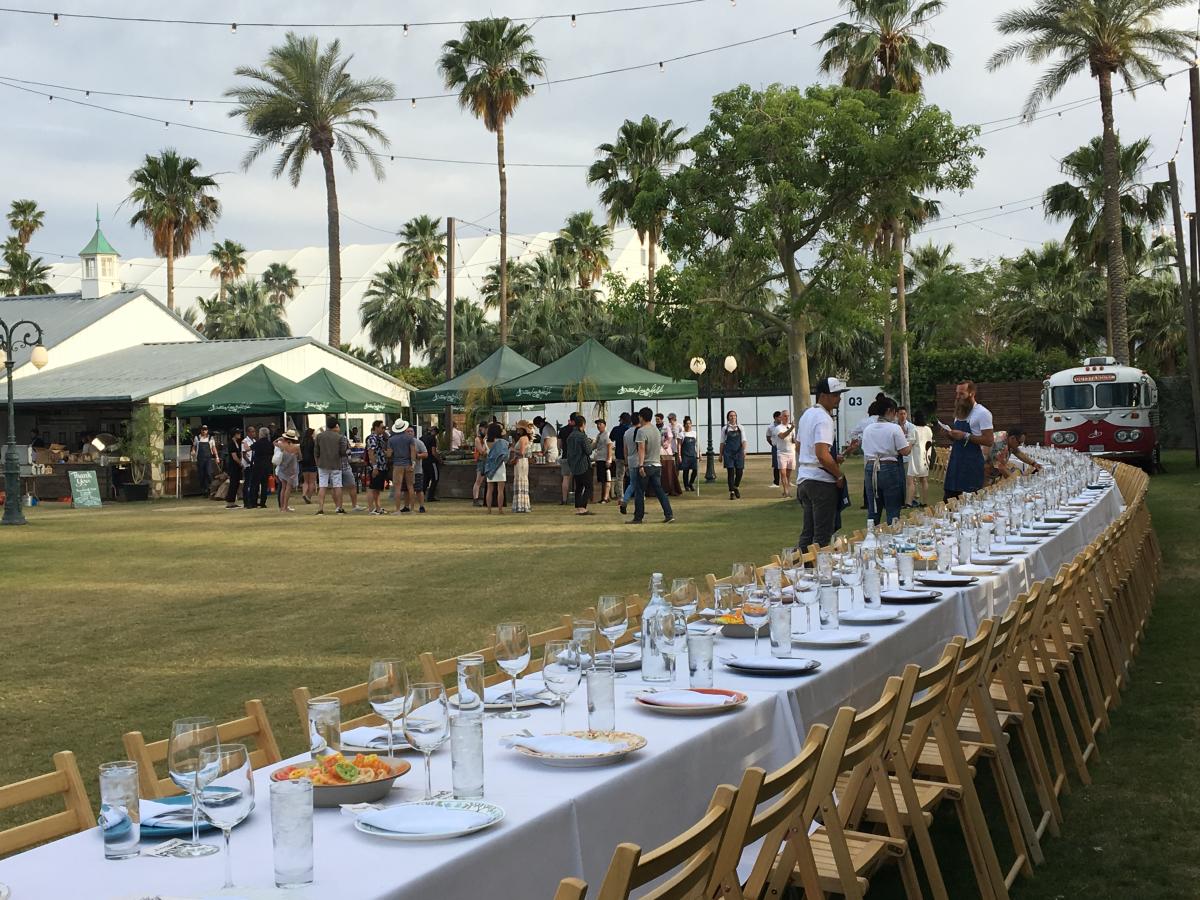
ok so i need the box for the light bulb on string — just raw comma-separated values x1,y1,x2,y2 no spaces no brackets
188,99,193,108
411,98,416,108
52,12,59,25
85,90,90,97
403,24,409,36
571,14,576,27
792,28,798,38
230,22,237,33
658,61,664,73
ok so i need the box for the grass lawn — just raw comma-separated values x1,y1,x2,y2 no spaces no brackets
2,451,1197,898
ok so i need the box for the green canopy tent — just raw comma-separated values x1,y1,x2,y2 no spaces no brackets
412,346,539,412
294,369,404,415
494,338,698,406
175,364,309,417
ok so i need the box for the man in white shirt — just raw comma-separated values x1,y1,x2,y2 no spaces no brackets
771,410,796,498
765,411,782,487
450,425,464,451
943,380,995,501
796,377,849,551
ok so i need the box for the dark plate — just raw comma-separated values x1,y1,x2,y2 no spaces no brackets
880,589,944,604
722,657,821,676
915,575,979,588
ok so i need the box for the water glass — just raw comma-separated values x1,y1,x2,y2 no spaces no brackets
99,761,139,860
686,632,715,687
937,536,954,572
198,744,255,891
769,601,793,657
763,567,783,594
977,522,994,553
862,562,882,609
712,583,737,616
958,529,975,566
670,577,700,618
494,623,532,720
270,779,313,888
818,583,839,629
450,715,485,800
307,697,341,759
587,665,616,732
897,552,915,589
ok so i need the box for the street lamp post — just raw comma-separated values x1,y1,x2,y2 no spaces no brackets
716,356,737,479
2,317,48,526
690,357,718,481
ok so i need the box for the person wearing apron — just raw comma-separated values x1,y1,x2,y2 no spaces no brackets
943,383,994,501
192,425,215,494
860,400,911,525
720,412,747,500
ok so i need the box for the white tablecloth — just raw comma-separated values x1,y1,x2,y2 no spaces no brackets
0,485,1121,900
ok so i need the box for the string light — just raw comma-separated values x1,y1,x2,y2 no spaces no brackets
188,99,193,108
410,97,416,108
658,61,664,73
51,12,58,25
570,13,576,27
230,22,237,33
403,23,409,36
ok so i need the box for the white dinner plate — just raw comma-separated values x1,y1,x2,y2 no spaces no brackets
972,555,1013,565
791,630,870,648
991,543,1032,553
595,646,642,672
839,608,906,625
1005,537,1041,545
952,565,1001,577
1044,514,1074,523
354,799,505,841
915,573,979,587
721,656,821,676
634,688,748,716
512,731,647,767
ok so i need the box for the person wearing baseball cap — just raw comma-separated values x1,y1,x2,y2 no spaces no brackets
796,376,850,551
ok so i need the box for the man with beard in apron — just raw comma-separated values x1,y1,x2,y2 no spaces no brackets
942,380,994,502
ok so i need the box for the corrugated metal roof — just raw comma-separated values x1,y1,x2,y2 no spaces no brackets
0,290,149,367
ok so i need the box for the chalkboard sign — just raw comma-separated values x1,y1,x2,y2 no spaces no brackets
68,470,103,508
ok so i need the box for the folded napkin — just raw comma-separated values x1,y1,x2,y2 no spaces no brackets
638,690,735,707
502,734,624,755
720,656,814,671
952,566,998,576
140,799,195,827
358,804,491,835
972,555,1011,565
484,678,551,704
596,647,640,662
991,544,1031,553
881,589,939,600
340,725,407,750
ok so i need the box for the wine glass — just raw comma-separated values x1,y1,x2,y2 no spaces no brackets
542,640,583,733
657,610,689,683
794,570,819,630
402,683,450,800
741,590,771,655
368,659,409,758
167,716,220,857
197,744,255,890
731,562,757,590
670,577,699,619
841,551,863,609
712,583,737,616
596,595,628,680
494,622,532,720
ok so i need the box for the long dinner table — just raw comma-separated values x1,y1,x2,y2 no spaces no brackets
0,484,1124,900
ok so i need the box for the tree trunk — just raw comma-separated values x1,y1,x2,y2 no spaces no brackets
497,121,509,346
787,320,811,414
1097,70,1131,364
882,310,893,375
894,221,910,409
1098,262,1113,354
166,226,176,312
647,228,658,315
320,147,342,347
400,340,411,369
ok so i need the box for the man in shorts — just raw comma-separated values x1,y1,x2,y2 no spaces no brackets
365,420,389,515
339,426,365,512
410,424,429,514
314,417,345,515
387,419,417,513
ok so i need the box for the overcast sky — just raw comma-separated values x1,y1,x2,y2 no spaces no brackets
1,0,1196,275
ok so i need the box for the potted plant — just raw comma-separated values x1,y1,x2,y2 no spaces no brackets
117,405,163,501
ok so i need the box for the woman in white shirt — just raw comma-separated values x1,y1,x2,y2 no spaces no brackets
860,398,911,524
909,412,934,508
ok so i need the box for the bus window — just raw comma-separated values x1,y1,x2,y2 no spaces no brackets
1051,385,1093,410
1095,383,1138,408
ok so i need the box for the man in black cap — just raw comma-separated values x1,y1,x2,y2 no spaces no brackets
795,377,849,551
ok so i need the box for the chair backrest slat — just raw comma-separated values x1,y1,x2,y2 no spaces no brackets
0,751,95,857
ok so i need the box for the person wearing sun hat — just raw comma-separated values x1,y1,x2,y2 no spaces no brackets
273,427,301,513
387,418,417,513
796,376,850,552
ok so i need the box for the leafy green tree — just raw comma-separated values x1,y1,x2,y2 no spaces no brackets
6,199,45,248
425,297,498,379
201,279,291,339
361,260,439,367
226,32,395,346
993,240,1106,357
905,243,999,351
989,0,1191,364
552,211,613,289
261,262,299,305
481,259,536,320
665,83,980,413
208,239,247,302
398,215,447,293
587,115,686,318
125,150,220,311
1128,235,1184,373
439,18,545,346
1043,134,1169,353
0,239,53,295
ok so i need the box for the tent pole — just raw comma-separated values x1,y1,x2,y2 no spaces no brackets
443,216,456,448
175,417,180,499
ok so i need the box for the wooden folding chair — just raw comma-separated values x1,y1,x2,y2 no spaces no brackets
0,751,95,857
123,699,282,799
553,782,738,900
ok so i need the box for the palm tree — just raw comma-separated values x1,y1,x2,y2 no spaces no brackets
481,259,536,320
398,214,447,318
439,18,546,347
209,239,247,302
587,115,686,318
261,261,300,305
7,199,45,247
552,211,613,289
204,279,291,339
360,260,439,367
994,240,1106,357
0,241,52,295
426,297,497,378
125,149,220,311
226,32,395,347
988,0,1191,364
1044,134,1169,353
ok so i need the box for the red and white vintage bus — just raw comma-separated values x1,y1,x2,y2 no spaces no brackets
1042,356,1159,468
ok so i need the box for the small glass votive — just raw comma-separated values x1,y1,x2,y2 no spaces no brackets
270,778,314,888
768,602,792,657
897,552,915,589
937,537,955,573
99,760,139,860
456,654,485,718
450,714,485,799
306,697,341,759
862,563,882,609
958,530,975,566
586,665,616,732
687,631,715,686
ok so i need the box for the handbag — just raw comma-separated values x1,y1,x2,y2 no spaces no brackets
272,447,284,467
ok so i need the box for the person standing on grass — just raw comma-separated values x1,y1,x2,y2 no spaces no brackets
896,406,918,507
766,410,782,487
314,418,345,515
472,423,488,507
387,419,417,514
241,425,257,507
861,398,910,525
592,418,613,504
610,412,632,497
224,427,244,509
191,425,217,495
365,420,390,516
245,426,273,509
796,377,849,552
483,422,509,513
619,413,639,515
942,380,994,503
422,425,442,502
274,428,301,512
558,415,576,505
511,420,534,513
298,427,318,504
772,410,796,499
909,412,933,509
409,424,429,514
679,416,699,491
629,406,675,525
565,413,596,516
339,428,365,513
721,410,748,500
